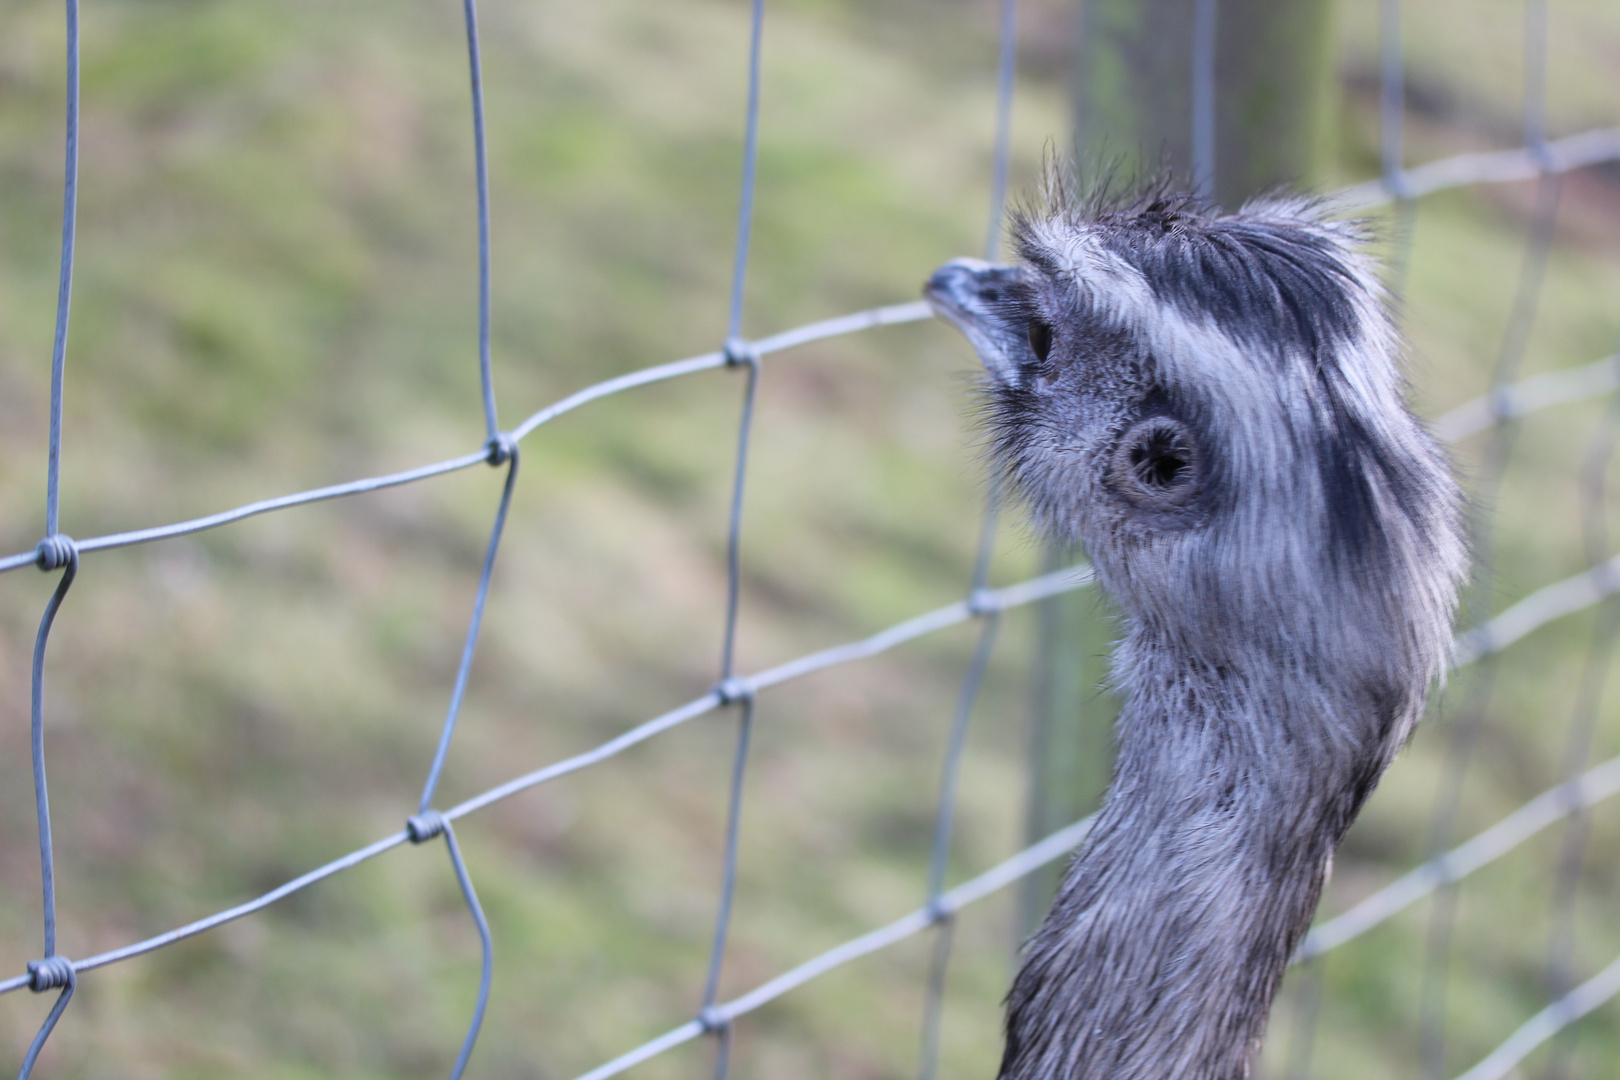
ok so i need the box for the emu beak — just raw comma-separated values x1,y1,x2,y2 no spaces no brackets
924,258,1026,386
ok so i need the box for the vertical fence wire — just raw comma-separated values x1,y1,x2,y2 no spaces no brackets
44,0,79,541
19,3,84,1076
725,0,766,345
1284,6,1413,1072
398,6,517,1075
918,605,1001,1080
1534,354,1620,1080
1191,0,1217,201
417,815,496,1080
697,4,767,1074
1417,3,1562,1067
916,6,1019,1077
462,0,499,440
21,551,78,1080
985,0,1018,263
1376,0,1419,309
1523,0,1549,162
1281,956,1324,1080
1017,540,1071,941
418,447,521,816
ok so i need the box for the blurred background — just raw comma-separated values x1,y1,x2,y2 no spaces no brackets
0,1,1618,1077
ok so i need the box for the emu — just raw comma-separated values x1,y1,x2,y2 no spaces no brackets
925,182,1466,1080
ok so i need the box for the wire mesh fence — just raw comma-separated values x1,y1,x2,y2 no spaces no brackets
3,1,1620,1078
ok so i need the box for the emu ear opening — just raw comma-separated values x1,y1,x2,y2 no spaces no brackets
1109,415,1204,516
924,258,1030,386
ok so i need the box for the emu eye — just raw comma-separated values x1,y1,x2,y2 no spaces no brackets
1111,416,1201,510
1027,319,1053,364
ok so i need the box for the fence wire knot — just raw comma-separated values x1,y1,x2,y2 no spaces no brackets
697,1004,730,1034
722,337,759,369
25,957,74,993
1490,385,1518,424
715,677,755,706
34,534,77,572
407,810,449,844
966,587,1000,617
925,897,954,925
1383,168,1413,202
485,434,517,467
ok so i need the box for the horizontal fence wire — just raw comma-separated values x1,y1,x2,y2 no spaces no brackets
574,815,1099,1080
9,1,1620,1076
1337,126,1620,211
1297,754,1620,960
0,499,1613,989
0,561,1096,1001
1434,352,1620,443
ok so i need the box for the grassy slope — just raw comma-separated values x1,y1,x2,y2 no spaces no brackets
0,1,1618,1078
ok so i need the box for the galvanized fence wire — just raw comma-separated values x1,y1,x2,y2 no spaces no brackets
1300,3,1620,1080
9,2,1620,1079
1536,386,1620,1080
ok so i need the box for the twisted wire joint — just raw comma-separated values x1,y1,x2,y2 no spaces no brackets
715,677,755,706
34,534,77,572
407,810,449,843
697,1004,730,1034
26,956,74,993
967,588,1000,617
722,337,758,369
485,433,517,467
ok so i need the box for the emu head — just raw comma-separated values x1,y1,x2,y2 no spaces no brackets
928,188,1464,741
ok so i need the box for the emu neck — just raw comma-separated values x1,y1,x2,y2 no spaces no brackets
1001,635,1386,1080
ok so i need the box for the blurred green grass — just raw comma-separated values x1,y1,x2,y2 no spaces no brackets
0,1,1617,1078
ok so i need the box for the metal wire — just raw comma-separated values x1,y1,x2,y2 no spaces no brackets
918,11,1020,1075
1336,127,1620,210
573,814,1099,1080
1419,16,1563,1064
9,2,1620,1077
1191,0,1218,200
463,0,498,440
695,8,767,1070
1281,956,1324,1080
1434,352,1620,442
917,605,1001,1080
726,0,765,344
1378,0,1409,200
1455,951,1620,1080
1534,370,1620,1080
420,446,520,815
1295,754,1620,960
985,0,1018,262
18,2,82,1070
44,0,78,541
8,543,1610,1001
1375,0,1419,320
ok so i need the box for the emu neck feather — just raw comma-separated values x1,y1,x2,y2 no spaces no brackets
1001,650,1378,1080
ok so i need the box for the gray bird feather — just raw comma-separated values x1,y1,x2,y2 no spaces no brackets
925,177,1466,1080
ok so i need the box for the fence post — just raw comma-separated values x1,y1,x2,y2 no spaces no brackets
1072,0,1337,208
1020,0,1339,938
1019,544,1116,937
